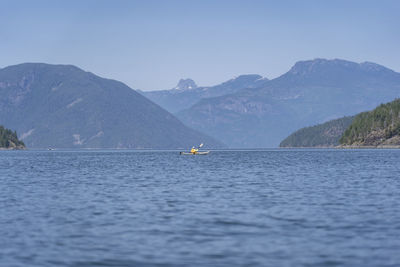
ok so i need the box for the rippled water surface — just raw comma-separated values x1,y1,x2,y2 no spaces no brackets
1,149,400,267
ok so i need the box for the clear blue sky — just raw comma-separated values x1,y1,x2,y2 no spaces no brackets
1,0,399,90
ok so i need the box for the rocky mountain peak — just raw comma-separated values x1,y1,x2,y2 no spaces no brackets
174,78,197,90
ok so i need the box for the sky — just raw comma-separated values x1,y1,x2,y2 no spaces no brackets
1,0,399,91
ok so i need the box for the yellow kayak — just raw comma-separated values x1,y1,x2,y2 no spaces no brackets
180,151,210,155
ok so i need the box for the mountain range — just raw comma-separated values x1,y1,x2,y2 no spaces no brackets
0,63,223,149
144,59,400,148
2,59,399,149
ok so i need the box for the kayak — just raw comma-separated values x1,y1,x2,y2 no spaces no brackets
180,151,210,155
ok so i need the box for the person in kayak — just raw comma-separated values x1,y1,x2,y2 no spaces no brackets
190,146,198,154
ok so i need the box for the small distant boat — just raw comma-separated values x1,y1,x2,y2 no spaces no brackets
180,143,210,155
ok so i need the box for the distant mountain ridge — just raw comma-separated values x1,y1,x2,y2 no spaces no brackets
277,59,399,87
141,74,268,113
0,63,224,149
176,58,400,148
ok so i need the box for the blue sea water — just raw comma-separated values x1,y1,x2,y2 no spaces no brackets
1,149,400,267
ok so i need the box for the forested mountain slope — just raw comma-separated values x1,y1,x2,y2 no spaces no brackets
340,99,400,147
280,116,354,147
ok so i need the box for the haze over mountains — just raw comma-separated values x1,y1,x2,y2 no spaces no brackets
146,59,400,148
0,63,223,149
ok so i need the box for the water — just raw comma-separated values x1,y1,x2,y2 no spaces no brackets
1,149,400,267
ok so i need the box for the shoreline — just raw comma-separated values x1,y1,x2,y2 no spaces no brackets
0,146,26,150
280,145,400,149
338,145,400,149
